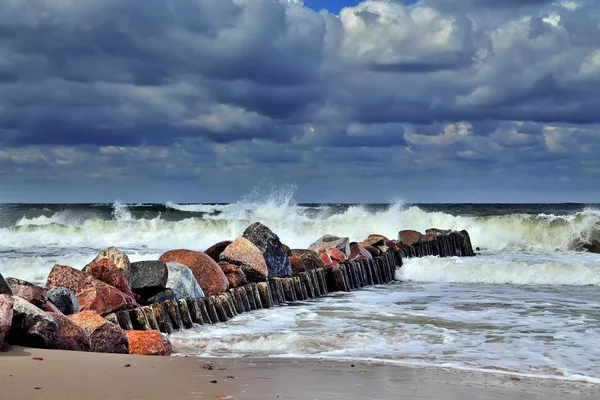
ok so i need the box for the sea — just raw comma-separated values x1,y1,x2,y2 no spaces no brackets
1,193,599,383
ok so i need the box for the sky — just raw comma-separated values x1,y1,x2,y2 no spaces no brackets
1,0,599,203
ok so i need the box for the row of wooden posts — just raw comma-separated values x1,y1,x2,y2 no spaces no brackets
103,251,399,334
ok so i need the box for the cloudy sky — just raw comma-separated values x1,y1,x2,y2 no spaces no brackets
1,0,599,203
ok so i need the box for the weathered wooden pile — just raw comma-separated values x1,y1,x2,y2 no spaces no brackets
0,223,474,357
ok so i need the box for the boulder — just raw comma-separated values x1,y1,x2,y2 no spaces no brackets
426,228,451,235
204,241,232,262
358,242,380,257
0,273,12,295
47,312,91,352
218,262,248,288
220,237,268,282
165,262,204,299
85,258,136,300
45,287,80,315
75,286,128,316
8,296,57,348
398,230,423,246
130,260,168,294
364,234,399,251
242,222,292,278
350,243,372,260
44,301,63,314
84,247,132,285
67,311,128,354
282,244,293,256
46,264,130,314
289,256,306,276
125,330,172,356
292,250,325,271
10,284,46,308
5,277,34,287
309,234,350,256
0,294,14,350
327,248,347,264
160,250,228,297
319,251,336,268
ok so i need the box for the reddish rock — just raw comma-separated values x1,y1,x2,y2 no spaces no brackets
289,256,306,276
358,242,381,257
75,286,128,315
365,234,399,251
292,250,325,271
398,230,423,246
10,284,46,308
67,311,128,354
46,264,131,314
327,248,347,264
125,330,172,356
48,312,91,351
0,294,14,350
219,237,269,282
350,243,373,260
319,251,336,268
159,250,228,296
85,247,132,286
204,241,232,262
218,262,248,288
85,258,135,300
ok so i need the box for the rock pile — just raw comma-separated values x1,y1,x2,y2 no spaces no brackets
0,223,475,357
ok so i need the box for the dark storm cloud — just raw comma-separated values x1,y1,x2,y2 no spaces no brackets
1,0,599,202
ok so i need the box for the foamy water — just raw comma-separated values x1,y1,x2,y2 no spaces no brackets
0,191,599,382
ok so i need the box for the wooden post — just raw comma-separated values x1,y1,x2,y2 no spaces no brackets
186,298,204,325
116,310,134,331
142,305,159,331
151,303,173,334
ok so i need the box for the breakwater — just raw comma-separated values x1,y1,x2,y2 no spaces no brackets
0,224,474,356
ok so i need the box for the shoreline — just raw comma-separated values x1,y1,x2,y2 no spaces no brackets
1,346,599,400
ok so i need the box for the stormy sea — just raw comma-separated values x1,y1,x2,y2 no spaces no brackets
1,191,599,383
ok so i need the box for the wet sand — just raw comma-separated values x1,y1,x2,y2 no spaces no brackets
0,346,598,400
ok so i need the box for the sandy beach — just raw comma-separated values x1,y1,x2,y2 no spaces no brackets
0,346,598,400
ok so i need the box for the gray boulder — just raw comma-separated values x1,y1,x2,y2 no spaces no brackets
242,222,292,278
0,273,12,296
45,287,80,315
8,296,58,348
130,260,168,294
309,234,350,255
166,262,204,299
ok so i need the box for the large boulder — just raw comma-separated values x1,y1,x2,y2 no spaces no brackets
165,262,204,299
0,294,14,350
125,330,172,356
0,273,12,295
309,235,350,255
7,296,58,348
46,264,130,315
242,222,292,278
45,287,80,315
5,277,34,287
159,250,228,296
204,241,232,262
326,248,347,264
84,247,132,286
10,284,46,309
67,311,128,354
47,312,91,352
398,230,423,246
130,261,168,295
218,262,248,288
220,237,268,282
85,258,136,301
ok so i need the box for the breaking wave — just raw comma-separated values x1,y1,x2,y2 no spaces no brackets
2,192,600,254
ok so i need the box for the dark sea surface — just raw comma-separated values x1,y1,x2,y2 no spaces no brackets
1,198,599,382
